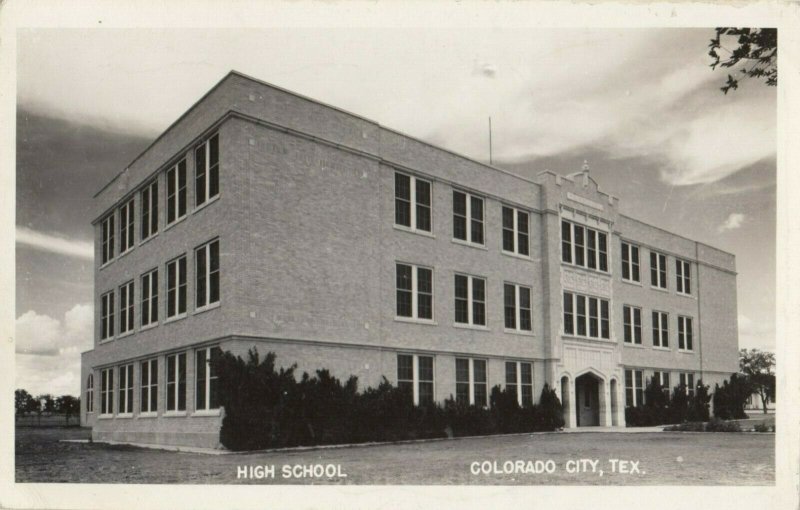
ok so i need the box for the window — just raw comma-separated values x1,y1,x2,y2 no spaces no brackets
652,311,669,348
454,274,486,326
394,172,432,233
119,281,135,335
195,133,219,207
563,292,610,339
100,368,114,416
456,358,488,407
397,354,434,406
86,374,94,414
195,239,220,310
623,305,642,344
505,361,533,407
625,369,644,407
140,359,158,414
395,263,433,320
140,179,158,240
118,364,134,415
166,159,187,225
653,371,671,397
119,198,135,254
678,316,694,351
676,259,691,294
502,206,529,256
561,220,608,272
453,190,484,245
621,242,640,282
196,346,221,411
141,269,158,327
100,291,115,340
166,352,187,412
679,373,696,397
504,283,532,332
650,251,667,289
166,255,187,318
101,214,115,264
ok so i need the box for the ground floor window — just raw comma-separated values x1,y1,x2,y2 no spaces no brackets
166,352,187,412
195,346,222,411
455,358,487,407
397,354,434,406
100,368,114,415
118,364,134,415
625,369,644,407
679,373,695,397
505,361,533,407
653,371,671,397
86,374,94,414
140,358,158,414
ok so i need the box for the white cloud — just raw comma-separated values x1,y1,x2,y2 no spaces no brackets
738,314,775,351
15,304,93,396
718,213,746,233
16,226,94,260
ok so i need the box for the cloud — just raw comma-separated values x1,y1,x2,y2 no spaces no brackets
16,226,93,260
15,304,94,397
718,213,746,233
738,314,775,351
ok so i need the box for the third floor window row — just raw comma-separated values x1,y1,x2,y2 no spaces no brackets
99,133,218,266
561,220,608,272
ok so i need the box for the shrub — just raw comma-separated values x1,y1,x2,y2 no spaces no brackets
663,422,705,432
753,422,771,433
713,374,751,420
705,417,742,432
688,380,711,422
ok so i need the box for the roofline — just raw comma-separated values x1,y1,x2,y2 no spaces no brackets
618,213,736,259
93,69,546,200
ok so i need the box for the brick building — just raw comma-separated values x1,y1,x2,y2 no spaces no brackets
80,71,739,447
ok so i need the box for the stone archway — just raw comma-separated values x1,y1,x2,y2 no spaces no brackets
575,373,601,426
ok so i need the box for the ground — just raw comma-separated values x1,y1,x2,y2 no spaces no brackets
15,424,774,485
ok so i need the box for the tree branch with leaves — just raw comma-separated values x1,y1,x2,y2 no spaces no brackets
709,27,777,94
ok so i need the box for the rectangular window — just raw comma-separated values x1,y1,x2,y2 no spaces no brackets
119,281,134,334
100,368,114,415
456,358,487,407
621,242,640,282
678,316,694,351
101,214,115,264
394,172,432,233
679,373,696,397
653,371,671,397
86,374,94,413
196,346,222,411
454,274,486,326
561,220,608,272
650,251,667,289
652,311,669,348
623,305,642,344
625,369,644,407
195,239,220,310
166,159,187,225
141,269,158,327
118,364,134,415
504,283,532,331
452,190,484,245
676,259,691,295
166,255,187,318
195,133,219,208
119,198,135,254
395,263,433,320
166,352,187,412
101,291,115,340
505,361,533,407
140,358,158,414
502,206,529,256
397,354,434,406
563,292,610,339
140,179,158,241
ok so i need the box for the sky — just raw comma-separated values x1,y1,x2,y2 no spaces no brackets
14,27,776,397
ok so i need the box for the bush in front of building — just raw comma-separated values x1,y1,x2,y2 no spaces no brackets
215,349,564,451
687,380,711,422
626,379,712,427
712,373,751,420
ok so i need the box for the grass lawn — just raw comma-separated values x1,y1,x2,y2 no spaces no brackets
15,426,774,485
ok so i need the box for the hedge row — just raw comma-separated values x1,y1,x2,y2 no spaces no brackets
625,379,711,426
214,349,565,451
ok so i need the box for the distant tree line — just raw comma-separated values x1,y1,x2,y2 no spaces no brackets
15,389,81,424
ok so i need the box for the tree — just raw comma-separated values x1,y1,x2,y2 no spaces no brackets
56,395,81,424
709,28,777,94
739,348,775,414
15,389,37,417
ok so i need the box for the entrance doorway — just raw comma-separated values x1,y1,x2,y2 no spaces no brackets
575,373,600,426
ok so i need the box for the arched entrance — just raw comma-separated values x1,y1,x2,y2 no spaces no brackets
575,373,601,426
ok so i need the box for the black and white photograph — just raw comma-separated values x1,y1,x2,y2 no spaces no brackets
2,1,798,509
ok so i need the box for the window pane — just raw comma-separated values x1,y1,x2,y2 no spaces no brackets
504,284,516,329
396,264,412,317
397,355,413,382
453,191,467,240
195,144,206,206
517,211,529,256
196,349,207,410
394,173,411,227
561,221,572,263
196,247,207,308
